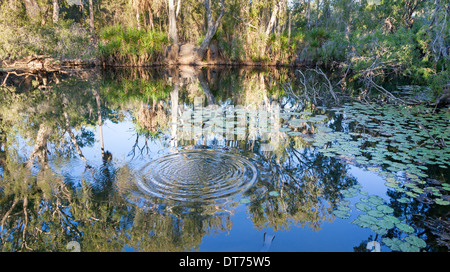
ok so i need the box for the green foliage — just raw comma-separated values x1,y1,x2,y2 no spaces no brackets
98,24,168,65
0,1,96,61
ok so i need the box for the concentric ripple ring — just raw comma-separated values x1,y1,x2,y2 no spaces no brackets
135,149,258,202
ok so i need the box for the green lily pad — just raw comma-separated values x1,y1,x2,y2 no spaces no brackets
405,235,426,248
355,202,372,212
239,198,251,204
368,195,385,206
333,210,351,219
376,219,395,230
383,215,401,225
382,237,402,251
399,242,420,252
358,214,378,225
435,198,450,205
268,191,280,197
337,205,351,212
369,225,388,235
441,183,450,191
368,210,385,217
376,204,394,214
396,222,415,234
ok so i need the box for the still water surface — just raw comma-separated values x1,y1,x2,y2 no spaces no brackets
0,67,448,252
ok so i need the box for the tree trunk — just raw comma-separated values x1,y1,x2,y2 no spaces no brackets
148,7,154,30
288,9,291,45
265,2,278,37
176,0,181,17
168,0,178,46
344,0,353,40
24,0,41,21
261,1,279,57
79,0,86,27
170,71,179,149
40,4,49,25
306,0,311,28
52,0,59,24
27,124,52,168
136,10,141,30
93,89,105,159
196,0,225,60
168,0,178,62
89,0,94,33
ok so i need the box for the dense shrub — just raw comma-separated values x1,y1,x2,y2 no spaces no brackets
98,25,169,66
0,3,96,61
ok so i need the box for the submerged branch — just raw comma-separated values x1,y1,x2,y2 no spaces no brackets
309,67,339,104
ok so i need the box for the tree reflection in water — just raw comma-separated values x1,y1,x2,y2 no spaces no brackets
0,67,447,251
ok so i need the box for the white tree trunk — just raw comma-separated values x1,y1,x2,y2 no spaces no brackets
168,0,178,46
52,0,59,23
265,2,279,37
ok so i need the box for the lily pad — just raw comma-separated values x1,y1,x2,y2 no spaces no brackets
368,210,385,218
333,210,351,219
268,191,280,197
376,204,394,214
355,202,372,212
399,242,420,252
435,198,450,205
404,235,426,248
382,237,402,251
376,219,395,230
396,222,415,234
383,215,401,224
367,195,385,206
239,198,251,204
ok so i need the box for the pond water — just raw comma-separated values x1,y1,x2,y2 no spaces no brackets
0,67,448,252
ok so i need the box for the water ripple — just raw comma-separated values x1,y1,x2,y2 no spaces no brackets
135,149,258,202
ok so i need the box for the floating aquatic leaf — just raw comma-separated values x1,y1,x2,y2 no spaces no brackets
333,210,351,219
382,237,402,251
399,242,420,252
368,210,384,218
279,127,292,132
376,204,394,214
358,214,378,225
240,198,251,204
268,191,280,197
337,205,351,212
383,215,401,225
369,225,388,235
435,198,450,205
412,187,425,194
398,197,410,203
287,131,304,136
405,191,419,198
298,111,312,115
355,202,372,212
367,195,385,206
396,222,415,234
405,235,426,248
385,182,399,189
376,219,395,230
367,167,380,172
441,183,450,191
404,182,418,189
